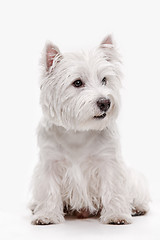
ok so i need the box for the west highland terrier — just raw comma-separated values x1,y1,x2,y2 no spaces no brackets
30,35,150,225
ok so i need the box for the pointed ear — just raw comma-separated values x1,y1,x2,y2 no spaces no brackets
101,35,114,46
100,35,120,62
45,42,61,71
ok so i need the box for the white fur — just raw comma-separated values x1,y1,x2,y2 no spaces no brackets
30,36,150,225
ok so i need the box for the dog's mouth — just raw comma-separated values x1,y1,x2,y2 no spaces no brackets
94,113,106,119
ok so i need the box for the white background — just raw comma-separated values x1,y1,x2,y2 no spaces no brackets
0,0,160,239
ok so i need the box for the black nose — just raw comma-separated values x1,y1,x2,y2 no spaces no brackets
97,98,111,112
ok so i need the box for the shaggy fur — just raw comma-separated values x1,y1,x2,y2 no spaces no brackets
30,35,150,225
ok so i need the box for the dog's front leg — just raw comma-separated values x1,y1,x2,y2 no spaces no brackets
30,155,65,225
99,159,132,225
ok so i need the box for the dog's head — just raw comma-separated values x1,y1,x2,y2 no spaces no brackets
40,35,122,131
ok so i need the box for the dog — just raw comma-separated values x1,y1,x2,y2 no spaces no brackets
30,35,150,225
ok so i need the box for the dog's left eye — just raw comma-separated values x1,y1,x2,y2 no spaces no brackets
102,77,107,85
72,79,84,88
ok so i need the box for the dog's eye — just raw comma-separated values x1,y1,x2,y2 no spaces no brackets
102,77,107,85
72,79,84,88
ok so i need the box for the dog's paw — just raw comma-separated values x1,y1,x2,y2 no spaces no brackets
31,213,65,225
100,215,132,225
32,217,54,225
132,208,147,217
108,219,129,225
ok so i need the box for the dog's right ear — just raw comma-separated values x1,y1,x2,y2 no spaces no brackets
43,42,61,72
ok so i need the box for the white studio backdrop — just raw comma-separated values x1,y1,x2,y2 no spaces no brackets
0,0,160,239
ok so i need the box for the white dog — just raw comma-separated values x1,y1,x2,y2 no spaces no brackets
30,35,150,225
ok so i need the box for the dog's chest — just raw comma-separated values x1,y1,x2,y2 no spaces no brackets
55,130,104,209
39,125,113,210
54,127,106,161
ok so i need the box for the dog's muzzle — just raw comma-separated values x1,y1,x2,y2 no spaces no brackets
94,112,107,119
94,98,111,119
96,98,111,112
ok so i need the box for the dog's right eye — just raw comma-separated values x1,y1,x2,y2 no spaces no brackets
72,79,84,88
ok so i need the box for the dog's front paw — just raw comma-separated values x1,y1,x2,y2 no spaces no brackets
32,217,54,225
108,219,130,225
132,208,147,217
32,213,65,225
100,214,132,225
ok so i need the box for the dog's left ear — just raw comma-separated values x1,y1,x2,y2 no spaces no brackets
101,35,113,46
101,35,114,48
100,35,119,62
